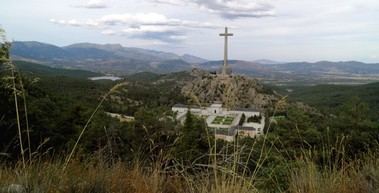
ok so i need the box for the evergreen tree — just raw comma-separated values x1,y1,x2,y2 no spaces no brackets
175,110,208,163
239,113,245,126
338,96,369,127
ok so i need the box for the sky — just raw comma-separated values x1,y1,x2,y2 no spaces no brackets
1,0,379,62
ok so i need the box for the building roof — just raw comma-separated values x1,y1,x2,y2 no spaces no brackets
210,104,223,108
212,127,236,136
239,126,256,131
232,108,261,113
173,104,201,109
189,108,202,110
173,104,188,108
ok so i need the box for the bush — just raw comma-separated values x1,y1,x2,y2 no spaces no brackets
247,114,262,123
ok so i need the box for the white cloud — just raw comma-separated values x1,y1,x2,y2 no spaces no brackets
169,35,187,40
50,19,100,27
101,29,116,35
76,0,108,9
121,26,172,33
122,27,187,43
100,13,172,26
98,13,221,28
51,13,221,28
151,0,275,18
201,0,275,18
50,12,219,42
152,0,184,5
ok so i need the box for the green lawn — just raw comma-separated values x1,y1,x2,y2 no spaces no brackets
225,117,234,122
212,116,235,125
214,116,224,121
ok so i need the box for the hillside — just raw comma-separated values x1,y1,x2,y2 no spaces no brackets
13,59,378,117
284,82,379,118
14,60,102,78
11,60,279,112
198,60,278,78
271,61,379,75
11,41,206,74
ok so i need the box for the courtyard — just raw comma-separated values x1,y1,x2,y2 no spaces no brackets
211,116,235,125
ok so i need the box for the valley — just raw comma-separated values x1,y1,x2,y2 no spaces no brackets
11,41,379,86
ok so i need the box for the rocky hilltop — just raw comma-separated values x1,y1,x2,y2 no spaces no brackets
182,69,280,109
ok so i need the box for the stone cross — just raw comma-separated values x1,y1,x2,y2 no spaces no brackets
219,27,233,75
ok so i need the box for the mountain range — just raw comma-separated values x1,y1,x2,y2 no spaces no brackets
11,41,379,85
11,41,206,74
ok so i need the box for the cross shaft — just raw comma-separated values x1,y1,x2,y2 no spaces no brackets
219,27,233,75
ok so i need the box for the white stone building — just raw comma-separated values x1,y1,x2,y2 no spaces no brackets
172,102,265,142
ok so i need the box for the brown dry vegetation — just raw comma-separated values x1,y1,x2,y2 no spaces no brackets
0,152,379,193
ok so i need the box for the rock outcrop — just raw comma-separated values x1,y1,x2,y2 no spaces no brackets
182,69,280,109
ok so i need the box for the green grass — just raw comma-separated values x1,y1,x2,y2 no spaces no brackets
214,116,224,120
212,116,235,125
212,116,224,124
225,117,234,121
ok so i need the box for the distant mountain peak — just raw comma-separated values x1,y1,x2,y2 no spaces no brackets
13,41,61,48
181,54,208,64
10,41,206,74
252,59,282,65
64,42,123,51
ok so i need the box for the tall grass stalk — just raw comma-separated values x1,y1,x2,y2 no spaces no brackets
9,61,26,168
1,33,27,166
18,74,32,162
103,126,114,165
63,82,127,171
251,96,287,181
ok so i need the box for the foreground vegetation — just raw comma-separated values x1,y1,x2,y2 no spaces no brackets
0,147,378,193
1,29,379,192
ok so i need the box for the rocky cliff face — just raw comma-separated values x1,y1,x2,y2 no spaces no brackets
181,69,280,109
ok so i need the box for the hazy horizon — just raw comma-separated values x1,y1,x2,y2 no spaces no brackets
1,0,379,63
10,40,379,64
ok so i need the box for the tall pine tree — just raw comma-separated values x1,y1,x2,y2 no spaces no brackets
175,110,209,163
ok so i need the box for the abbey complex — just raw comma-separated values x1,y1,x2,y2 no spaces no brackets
172,27,265,141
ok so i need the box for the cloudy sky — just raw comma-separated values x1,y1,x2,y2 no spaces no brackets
1,0,379,62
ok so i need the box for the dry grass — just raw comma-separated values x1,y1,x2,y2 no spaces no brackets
0,158,259,193
288,153,379,193
1,153,378,193
0,160,177,193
